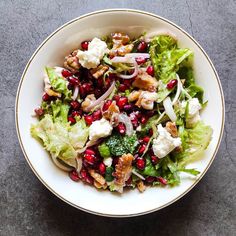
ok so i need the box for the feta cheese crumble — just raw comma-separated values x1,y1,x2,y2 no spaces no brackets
77,38,108,69
182,98,202,127
152,124,182,158
103,157,113,167
89,118,113,142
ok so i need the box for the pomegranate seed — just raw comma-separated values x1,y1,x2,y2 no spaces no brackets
102,100,112,112
113,96,120,105
68,116,76,124
117,97,128,110
85,175,94,185
98,163,106,175
137,41,147,52
70,100,80,110
85,148,95,155
112,157,119,167
146,66,154,76
136,157,146,170
117,123,126,135
84,115,93,125
123,79,133,87
34,107,44,116
84,154,96,165
82,83,92,93
80,169,88,179
42,93,51,101
71,110,81,117
92,109,102,121
126,176,132,186
130,112,139,128
136,57,146,65
69,170,80,182
145,176,156,184
151,155,159,165
104,78,111,88
81,41,89,50
157,177,168,185
118,84,128,92
97,78,104,88
79,85,86,98
167,79,178,90
68,77,79,86
94,88,103,98
138,144,146,154
67,83,74,90
61,69,72,78
142,136,150,143
140,116,148,124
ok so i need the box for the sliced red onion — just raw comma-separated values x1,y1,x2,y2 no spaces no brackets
72,85,79,100
117,113,134,136
84,81,115,112
51,154,72,172
132,169,145,180
117,60,139,80
163,96,177,122
111,56,134,64
126,53,150,59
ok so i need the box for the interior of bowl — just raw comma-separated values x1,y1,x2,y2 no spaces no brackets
16,9,224,217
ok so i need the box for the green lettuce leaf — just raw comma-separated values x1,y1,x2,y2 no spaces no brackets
45,67,72,100
98,143,111,158
174,121,213,165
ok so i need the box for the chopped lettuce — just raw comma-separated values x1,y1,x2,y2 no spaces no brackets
31,114,89,161
98,143,111,158
174,121,213,165
140,158,159,177
105,133,138,156
45,67,72,100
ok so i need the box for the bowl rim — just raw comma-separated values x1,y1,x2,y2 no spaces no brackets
15,8,225,218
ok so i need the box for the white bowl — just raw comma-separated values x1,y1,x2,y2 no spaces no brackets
15,9,225,217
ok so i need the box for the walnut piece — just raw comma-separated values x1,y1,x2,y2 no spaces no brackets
94,180,107,189
64,49,80,73
137,180,146,193
103,101,120,120
165,122,178,138
132,71,158,91
109,32,134,57
88,169,106,186
81,94,96,112
114,153,134,192
90,65,109,79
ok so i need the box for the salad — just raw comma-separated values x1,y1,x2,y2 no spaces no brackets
31,32,213,193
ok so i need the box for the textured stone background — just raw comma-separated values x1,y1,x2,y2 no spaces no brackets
0,0,236,235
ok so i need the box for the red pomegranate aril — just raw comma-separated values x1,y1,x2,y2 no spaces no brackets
126,176,132,186
94,88,103,98
102,100,112,112
68,116,76,124
84,115,93,125
82,83,92,93
136,157,146,170
42,93,51,101
123,104,133,112
138,144,146,154
113,95,120,103
142,136,150,143
157,177,168,185
146,65,154,76
70,100,80,110
117,97,128,110
81,41,89,50
151,155,159,165
117,123,126,135
140,116,148,124
80,169,88,179
149,128,153,136
69,170,80,182
118,84,128,92
136,57,146,65
71,110,81,117
84,154,96,165
137,41,147,52
92,109,102,121
68,76,79,86
105,78,111,88
34,107,44,116
167,79,178,90
85,148,95,155
85,175,94,185
98,162,106,175
61,69,72,78
112,157,119,167
145,176,156,184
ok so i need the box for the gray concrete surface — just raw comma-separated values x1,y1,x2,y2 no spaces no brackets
0,0,236,235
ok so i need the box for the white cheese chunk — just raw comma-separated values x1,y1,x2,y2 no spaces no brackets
77,38,108,69
89,118,113,142
152,124,182,158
